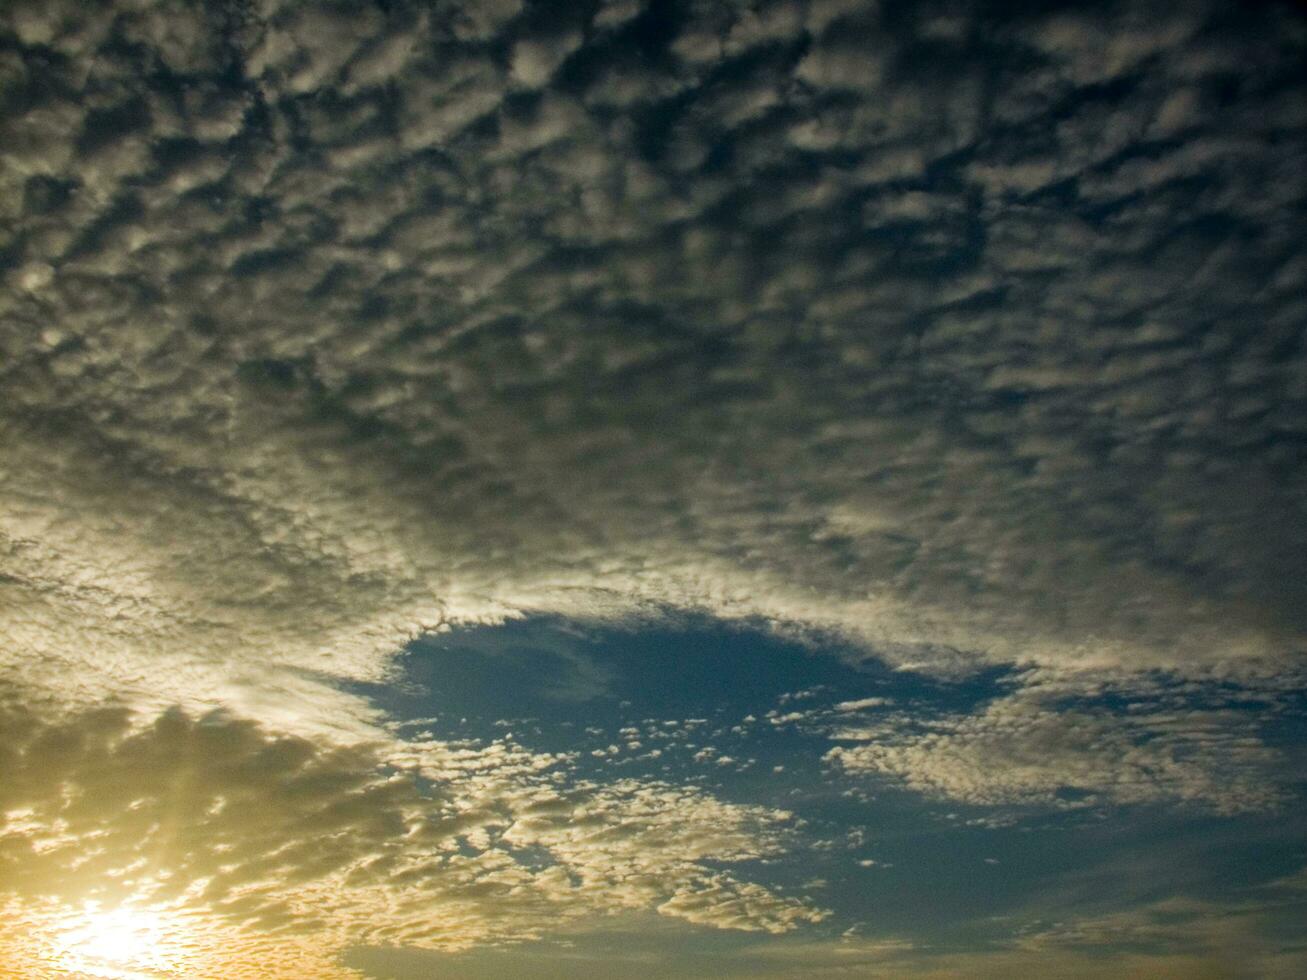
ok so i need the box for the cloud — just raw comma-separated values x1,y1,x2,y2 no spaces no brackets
342,909,1307,980
0,3,1303,974
0,695,823,977
833,697,891,713
1,0,1305,729
1004,884,1307,980
825,670,1298,813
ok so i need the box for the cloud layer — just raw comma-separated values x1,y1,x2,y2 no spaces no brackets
0,696,821,977
2,0,1305,724
825,669,1299,813
1,2,1305,972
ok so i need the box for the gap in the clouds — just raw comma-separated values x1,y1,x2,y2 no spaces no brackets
343,613,1040,919
346,616,1123,922
347,612,1016,757
337,614,1307,953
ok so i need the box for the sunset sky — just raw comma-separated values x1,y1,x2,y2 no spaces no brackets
2,0,1306,977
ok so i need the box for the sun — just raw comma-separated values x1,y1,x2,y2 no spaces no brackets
52,902,185,979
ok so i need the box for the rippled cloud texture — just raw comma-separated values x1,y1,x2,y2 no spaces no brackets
1,0,1305,976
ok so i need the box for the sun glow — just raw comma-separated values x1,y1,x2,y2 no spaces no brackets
52,902,186,979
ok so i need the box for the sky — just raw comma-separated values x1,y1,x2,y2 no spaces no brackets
0,0,1305,977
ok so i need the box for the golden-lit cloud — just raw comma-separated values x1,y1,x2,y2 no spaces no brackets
0,697,822,977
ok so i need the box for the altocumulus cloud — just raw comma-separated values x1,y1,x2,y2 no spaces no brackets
1,0,1306,972
0,697,821,977
825,669,1298,813
2,0,1305,711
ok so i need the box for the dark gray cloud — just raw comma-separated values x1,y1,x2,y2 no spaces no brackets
1,0,1304,726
